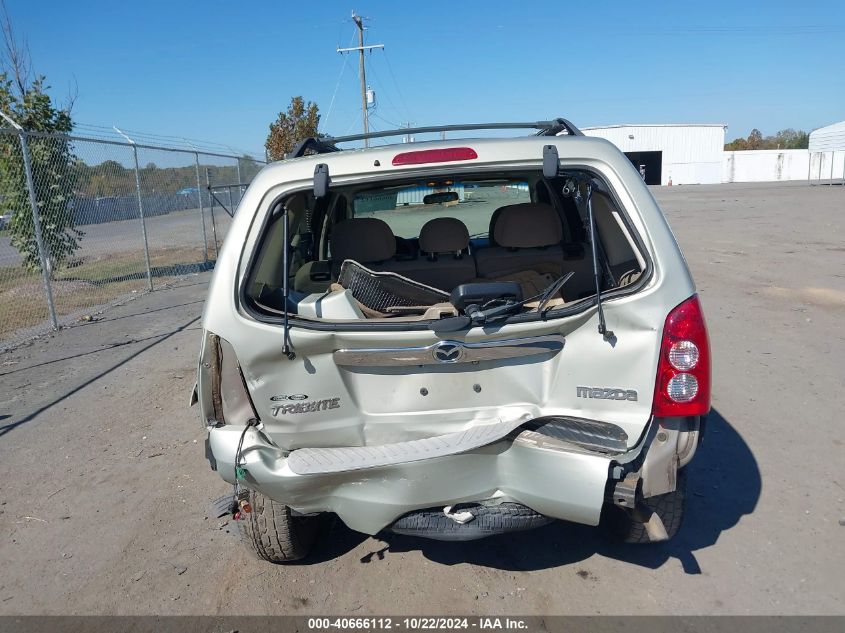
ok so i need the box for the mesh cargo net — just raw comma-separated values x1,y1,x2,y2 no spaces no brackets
337,260,449,313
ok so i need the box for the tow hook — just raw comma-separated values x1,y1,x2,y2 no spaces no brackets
612,471,640,509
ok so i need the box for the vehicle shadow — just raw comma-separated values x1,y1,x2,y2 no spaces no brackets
307,408,760,574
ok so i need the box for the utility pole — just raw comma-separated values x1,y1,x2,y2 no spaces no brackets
337,11,383,148
402,122,415,144
353,13,368,146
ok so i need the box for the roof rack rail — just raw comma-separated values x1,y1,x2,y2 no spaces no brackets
287,136,342,159
287,118,582,158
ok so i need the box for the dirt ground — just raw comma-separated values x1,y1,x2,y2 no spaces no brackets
0,182,842,615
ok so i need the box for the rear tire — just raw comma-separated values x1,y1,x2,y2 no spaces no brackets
603,469,687,543
242,490,319,562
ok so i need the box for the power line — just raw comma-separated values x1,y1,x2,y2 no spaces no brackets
323,29,357,130
366,54,403,120
370,111,402,129
364,118,389,146
382,48,412,122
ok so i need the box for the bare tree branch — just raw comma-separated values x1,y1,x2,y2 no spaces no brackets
64,73,78,113
0,0,31,98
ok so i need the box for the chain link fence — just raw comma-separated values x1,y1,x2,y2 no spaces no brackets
0,125,265,351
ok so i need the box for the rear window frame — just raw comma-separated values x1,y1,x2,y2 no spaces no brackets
238,163,653,332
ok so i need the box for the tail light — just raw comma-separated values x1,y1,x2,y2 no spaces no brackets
392,147,478,166
652,294,711,417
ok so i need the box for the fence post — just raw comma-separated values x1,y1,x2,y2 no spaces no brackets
114,127,153,291
194,153,209,264
0,115,59,330
132,145,154,290
205,168,219,259
235,159,242,206
132,143,153,292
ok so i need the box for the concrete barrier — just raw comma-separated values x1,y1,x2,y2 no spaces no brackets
722,149,844,183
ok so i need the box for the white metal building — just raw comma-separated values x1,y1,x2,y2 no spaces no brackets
807,120,845,183
581,124,726,185
809,120,845,152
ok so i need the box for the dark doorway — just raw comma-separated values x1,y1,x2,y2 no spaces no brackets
625,151,662,185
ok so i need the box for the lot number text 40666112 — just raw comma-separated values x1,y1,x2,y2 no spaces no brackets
307,618,529,630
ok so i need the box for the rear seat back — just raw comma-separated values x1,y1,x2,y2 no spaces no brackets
390,217,476,291
474,203,564,279
330,216,476,292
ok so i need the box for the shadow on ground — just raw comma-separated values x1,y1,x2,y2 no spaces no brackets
0,314,200,438
305,409,760,574
60,261,214,287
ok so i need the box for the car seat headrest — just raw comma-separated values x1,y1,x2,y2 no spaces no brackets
419,217,470,254
492,203,563,248
332,218,396,262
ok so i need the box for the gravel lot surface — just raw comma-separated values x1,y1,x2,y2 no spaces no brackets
0,182,842,615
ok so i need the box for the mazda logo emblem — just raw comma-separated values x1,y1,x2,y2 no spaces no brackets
432,342,464,363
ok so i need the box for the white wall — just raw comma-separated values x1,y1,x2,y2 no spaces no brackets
722,149,845,183
582,125,725,185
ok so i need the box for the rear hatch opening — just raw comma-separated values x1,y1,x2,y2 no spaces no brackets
242,167,650,331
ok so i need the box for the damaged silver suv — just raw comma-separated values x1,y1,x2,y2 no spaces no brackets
193,120,710,562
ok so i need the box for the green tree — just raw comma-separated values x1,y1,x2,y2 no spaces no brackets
0,4,80,273
773,128,809,149
725,127,810,151
725,137,749,151
265,96,321,161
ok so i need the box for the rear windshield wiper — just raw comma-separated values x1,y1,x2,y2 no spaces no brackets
430,273,573,333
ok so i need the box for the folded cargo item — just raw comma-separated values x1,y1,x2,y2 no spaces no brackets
337,260,450,314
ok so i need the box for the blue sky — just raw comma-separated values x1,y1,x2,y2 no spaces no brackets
7,0,845,155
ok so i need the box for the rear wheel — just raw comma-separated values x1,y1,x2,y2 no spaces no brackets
603,469,687,543
242,490,320,562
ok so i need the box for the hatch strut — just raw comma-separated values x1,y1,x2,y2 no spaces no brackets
281,203,295,360
585,182,615,341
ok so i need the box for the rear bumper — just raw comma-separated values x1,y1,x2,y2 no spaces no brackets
208,418,642,535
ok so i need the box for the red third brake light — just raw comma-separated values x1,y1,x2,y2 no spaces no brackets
392,147,478,166
652,294,711,417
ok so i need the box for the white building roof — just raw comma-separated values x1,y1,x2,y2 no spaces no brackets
808,120,845,152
